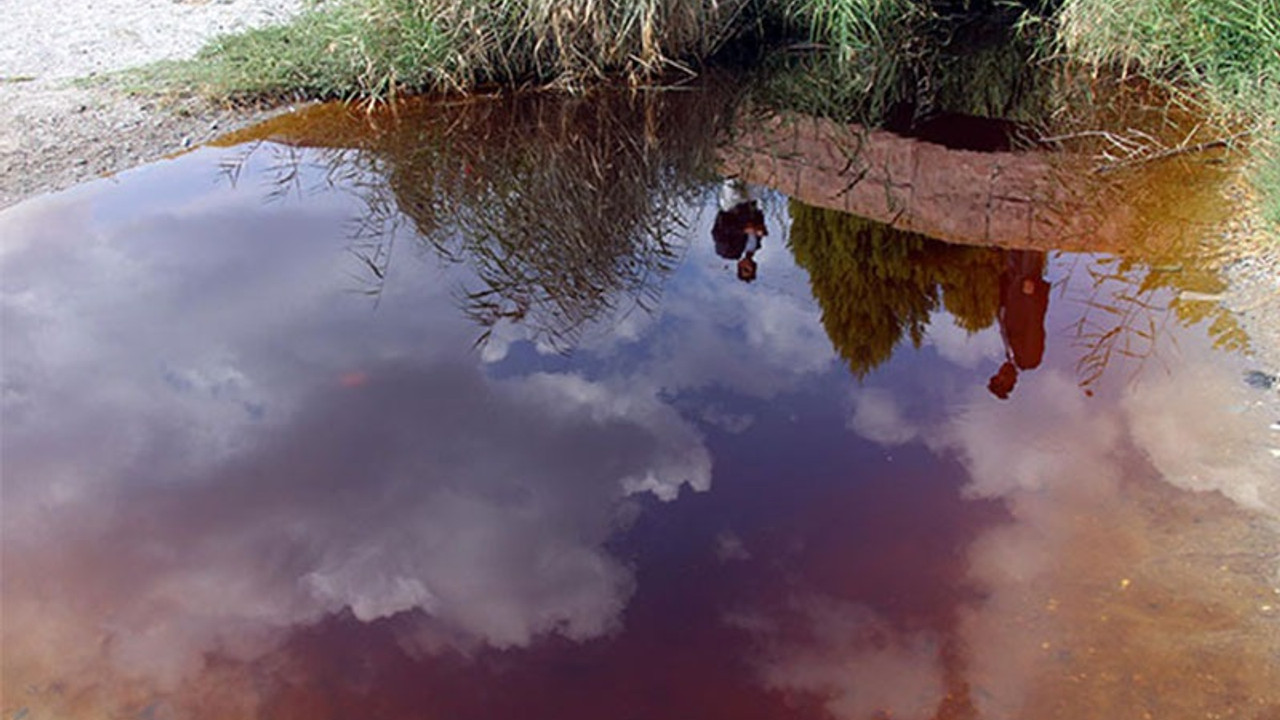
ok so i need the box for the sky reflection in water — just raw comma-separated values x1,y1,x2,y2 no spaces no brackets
2,94,1279,720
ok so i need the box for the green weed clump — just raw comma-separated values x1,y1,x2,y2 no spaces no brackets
1055,0,1280,237
1256,142,1280,229
149,0,756,101
774,0,925,60
172,0,452,99
762,0,930,120
745,0,1060,128
1057,0,1280,111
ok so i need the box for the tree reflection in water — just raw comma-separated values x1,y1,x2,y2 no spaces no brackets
787,200,1005,378
380,90,743,351
786,191,1247,396
219,81,1253,390
349,90,737,351
220,86,741,352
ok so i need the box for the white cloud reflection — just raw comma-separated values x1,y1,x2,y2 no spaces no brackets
7,156,1279,720
848,387,919,446
1,171,714,702
2,168,849,718
924,311,1005,369
1123,355,1280,514
4,361,711,685
761,309,1279,719
734,596,946,720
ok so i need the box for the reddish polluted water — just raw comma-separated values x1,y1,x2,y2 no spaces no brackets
2,88,1279,720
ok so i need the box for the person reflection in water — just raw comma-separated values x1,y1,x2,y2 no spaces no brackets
987,250,1051,400
713,179,767,283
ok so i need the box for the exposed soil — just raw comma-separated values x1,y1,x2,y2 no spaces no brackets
0,0,301,209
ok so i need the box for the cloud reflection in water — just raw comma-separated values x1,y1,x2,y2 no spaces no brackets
3,130,1279,719
0,171,714,708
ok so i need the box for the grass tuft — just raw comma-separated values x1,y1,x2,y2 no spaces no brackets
142,0,757,102
1055,0,1280,238
1256,140,1280,229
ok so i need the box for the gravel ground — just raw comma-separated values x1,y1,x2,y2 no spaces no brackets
1220,213,1280,400
0,0,301,209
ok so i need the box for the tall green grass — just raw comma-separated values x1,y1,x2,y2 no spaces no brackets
1055,0,1280,236
774,0,925,61
146,0,1280,238
749,13,1055,126
147,0,757,101
148,0,945,103
1057,0,1280,110
148,0,451,100
147,0,1050,112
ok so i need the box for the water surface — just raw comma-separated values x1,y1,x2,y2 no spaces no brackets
3,89,1279,720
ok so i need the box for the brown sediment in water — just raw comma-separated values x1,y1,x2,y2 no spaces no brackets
208,93,531,150
960,465,1280,718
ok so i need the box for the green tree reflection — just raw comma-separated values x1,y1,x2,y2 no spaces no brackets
787,200,1004,377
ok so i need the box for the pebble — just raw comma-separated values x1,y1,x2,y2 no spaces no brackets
1245,370,1278,391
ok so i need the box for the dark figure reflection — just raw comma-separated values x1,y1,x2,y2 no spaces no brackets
713,179,767,283
988,250,1050,400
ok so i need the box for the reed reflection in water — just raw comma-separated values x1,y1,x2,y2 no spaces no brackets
220,86,741,354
